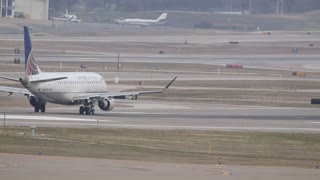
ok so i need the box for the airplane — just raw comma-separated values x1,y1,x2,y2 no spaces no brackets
51,9,82,23
114,13,167,26
0,26,177,115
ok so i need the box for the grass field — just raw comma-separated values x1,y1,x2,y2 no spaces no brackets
0,126,319,167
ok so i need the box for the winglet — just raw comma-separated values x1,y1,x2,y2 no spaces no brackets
163,76,178,91
137,76,178,95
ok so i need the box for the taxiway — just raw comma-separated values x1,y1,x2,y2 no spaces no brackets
0,153,319,180
1,101,320,133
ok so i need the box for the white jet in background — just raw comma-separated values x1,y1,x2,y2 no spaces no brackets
51,9,82,23
0,26,177,115
114,13,167,26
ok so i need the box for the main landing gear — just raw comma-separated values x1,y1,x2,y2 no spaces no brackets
79,106,95,115
34,104,46,113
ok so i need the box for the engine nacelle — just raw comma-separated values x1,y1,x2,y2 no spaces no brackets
29,96,46,107
98,98,116,111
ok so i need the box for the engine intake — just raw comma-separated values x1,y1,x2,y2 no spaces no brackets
29,96,46,107
98,98,116,111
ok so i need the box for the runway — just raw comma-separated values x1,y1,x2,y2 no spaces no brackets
2,53,320,73
1,153,319,180
1,20,320,179
1,101,320,133
2,53,320,64
0,33,319,43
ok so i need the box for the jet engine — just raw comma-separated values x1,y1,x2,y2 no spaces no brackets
98,98,116,111
29,96,46,107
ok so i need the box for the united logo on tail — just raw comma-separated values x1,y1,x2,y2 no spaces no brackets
24,26,40,76
26,51,40,75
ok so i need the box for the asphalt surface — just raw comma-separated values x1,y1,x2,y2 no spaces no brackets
1,24,320,179
0,33,319,43
2,53,320,82
2,53,320,72
1,101,320,133
0,153,319,180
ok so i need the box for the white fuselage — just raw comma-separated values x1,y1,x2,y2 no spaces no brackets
119,19,159,25
65,14,77,20
116,19,164,26
115,13,167,26
24,72,107,105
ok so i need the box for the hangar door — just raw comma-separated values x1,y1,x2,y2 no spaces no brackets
29,0,49,19
15,0,48,19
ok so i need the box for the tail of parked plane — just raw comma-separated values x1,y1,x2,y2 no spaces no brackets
156,13,167,22
66,9,69,16
24,26,41,76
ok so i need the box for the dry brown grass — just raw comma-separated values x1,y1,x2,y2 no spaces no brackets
0,126,319,167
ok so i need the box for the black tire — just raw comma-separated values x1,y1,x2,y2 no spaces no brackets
79,106,84,115
40,105,46,113
91,109,95,115
85,107,90,115
35,106,40,113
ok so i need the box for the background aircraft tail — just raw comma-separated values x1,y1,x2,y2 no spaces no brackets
156,13,167,22
24,26,41,76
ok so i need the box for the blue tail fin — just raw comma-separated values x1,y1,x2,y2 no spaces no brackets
24,26,40,76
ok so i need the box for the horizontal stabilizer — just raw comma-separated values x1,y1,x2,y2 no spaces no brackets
0,76,20,82
31,77,68,83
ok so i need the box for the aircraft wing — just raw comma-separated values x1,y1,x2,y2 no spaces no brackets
0,86,34,96
72,76,178,101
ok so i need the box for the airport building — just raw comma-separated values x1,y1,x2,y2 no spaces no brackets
1,0,49,20
0,0,14,17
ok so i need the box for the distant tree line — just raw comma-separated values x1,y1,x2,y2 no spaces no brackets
50,0,320,14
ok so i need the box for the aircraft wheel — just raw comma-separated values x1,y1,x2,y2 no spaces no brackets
91,109,95,115
40,105,46,113
79,106,84,115
35,106,40,113
85,107,91,115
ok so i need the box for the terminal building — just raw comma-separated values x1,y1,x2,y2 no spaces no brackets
0,0,49,20
0,0,14,17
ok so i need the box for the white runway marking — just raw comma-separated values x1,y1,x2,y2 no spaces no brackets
108,112,148,114
308,122,320,124
200,107,301,110
303,64,320,70
2,115,113,122
6,122,320,132
83,124,320,132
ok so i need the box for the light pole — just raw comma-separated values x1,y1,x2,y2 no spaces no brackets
276,0,284,15
281,0,284,15
229,0,233,11
276,0,280,15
